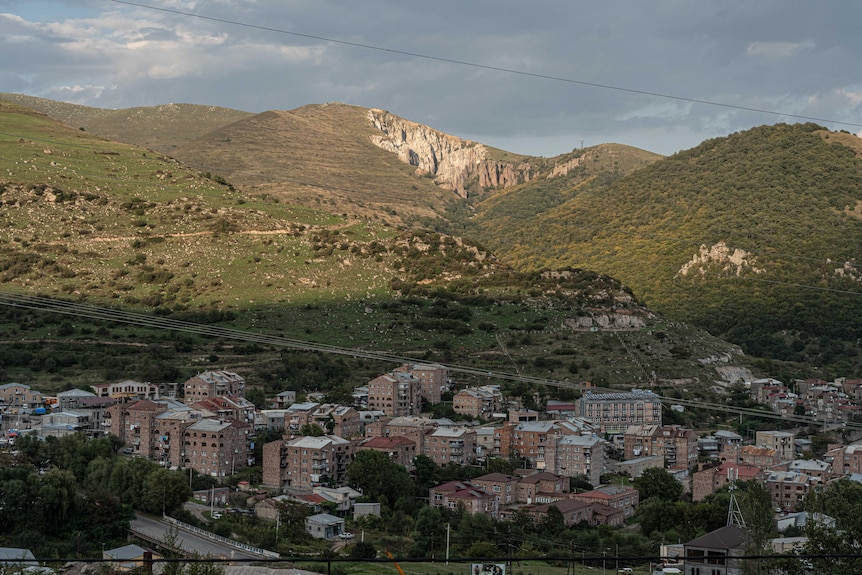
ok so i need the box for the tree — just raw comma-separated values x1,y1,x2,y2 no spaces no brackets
633,468,683,502
346,450,415,508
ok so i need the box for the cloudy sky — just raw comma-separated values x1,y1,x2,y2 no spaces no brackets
1,0,861,157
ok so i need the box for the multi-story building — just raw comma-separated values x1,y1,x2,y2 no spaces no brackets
509,421,582,470
755,430,795,461
691,462,762,502
284,402,321,434
471,473,520,506
553,434,606,487
107,399,169,458
571,485,639,520
372,415,439,453
453,386,504,419
766,470,814,512
0,383,44,411
394,363,449,405
722,444,783,469
92,380,159,400
423,427,477,466
429,481,498,518
262,435,353,491
190,395,256,426
311,404,361,439
183,419,254,477
516,471,569,504
824,444,862,476
577,389,662,434
367,371,421,416
355,436,417,471
183,370,245,404
624,425,698,470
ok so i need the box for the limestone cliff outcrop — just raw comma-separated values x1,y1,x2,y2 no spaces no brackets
368,109,534,197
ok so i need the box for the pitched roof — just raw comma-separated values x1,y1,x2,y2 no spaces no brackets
685,525,747,550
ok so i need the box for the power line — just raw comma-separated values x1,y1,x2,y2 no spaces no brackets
0,291,858,431
108,0,862,130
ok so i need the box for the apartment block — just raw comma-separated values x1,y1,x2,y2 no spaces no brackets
394,363,449,405
453,386,503,419
183,419,254,477
367,372,421,416
424,427,477,465
553,434,606,487
262,435,353,491
184,370,246,404
577,389,662,434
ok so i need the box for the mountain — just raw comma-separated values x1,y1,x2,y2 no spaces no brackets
1,96,753,395
469,123,862,370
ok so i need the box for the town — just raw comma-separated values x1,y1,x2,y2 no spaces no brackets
2,363,862,574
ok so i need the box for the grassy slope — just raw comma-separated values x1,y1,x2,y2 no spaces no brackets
0,100,396,308
476,123,862,369
171,104,457,226
0,92,252,153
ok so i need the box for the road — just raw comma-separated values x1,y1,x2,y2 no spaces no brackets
130,514,266,561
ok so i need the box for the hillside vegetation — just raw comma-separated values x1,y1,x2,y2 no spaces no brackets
471,123,862,370
0,98,752,395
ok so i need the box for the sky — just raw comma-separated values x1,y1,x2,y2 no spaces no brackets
1,0,861,157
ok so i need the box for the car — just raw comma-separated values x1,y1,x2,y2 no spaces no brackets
212,512,222,519
618,569,633,574
339,532,354,539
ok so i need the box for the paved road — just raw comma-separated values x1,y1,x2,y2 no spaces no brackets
130,514,265,561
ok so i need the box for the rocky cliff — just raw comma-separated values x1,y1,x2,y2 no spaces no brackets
368,109,534,197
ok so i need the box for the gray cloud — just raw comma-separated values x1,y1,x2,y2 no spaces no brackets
1,0,860,154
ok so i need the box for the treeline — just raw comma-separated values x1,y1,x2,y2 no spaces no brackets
1,434,191,558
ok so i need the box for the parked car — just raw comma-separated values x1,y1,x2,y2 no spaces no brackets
212,512,222,519
339,532,354,539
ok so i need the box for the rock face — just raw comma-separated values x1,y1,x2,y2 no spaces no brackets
368,109,534,197
676,241,764,277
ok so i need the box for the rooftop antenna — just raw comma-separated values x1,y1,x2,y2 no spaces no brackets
727,467,746,528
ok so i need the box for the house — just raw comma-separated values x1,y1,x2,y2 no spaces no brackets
0,548,37,567
754,430,795,461
367,371,422,416
430,481,498,518
103,544,162,572
0,383,44,411
766,471,814,512
571,485,639,520
305,513,346,539
92,380,159,400
393,363,449,405
517,471,569,504
524,498,596,527
269,390,297,409
683,525,747,575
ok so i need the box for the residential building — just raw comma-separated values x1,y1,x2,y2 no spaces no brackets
311,404,361,439
56,388,96,410
429,481,498,518
683,525,746,575
755,430,795,461
190,395,256,425
92,380,159,400
183,370,245,404
269,390,296,409
471,473,520,506
424,426,477,465
284,402,321,434
516,471,569,504
523,498,597,527
183,418,254,477
394,363,449,405
766,471,814,512
262,434,353,491
367,371,421,416
624,425,698,470
453,386,503,419
553,434,606,487
103,544,161,572
577,389,662,434
355,436,417,471
572,485,639,520
0,383,44,410
305,513,346,539
787,459,833,482
824,444,862,476
691,463,762,502
377,415,440,452
721,444,782,469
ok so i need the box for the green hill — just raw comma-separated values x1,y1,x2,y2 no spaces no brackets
471,123,862,369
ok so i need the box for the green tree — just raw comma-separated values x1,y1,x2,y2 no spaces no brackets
346,450,415,508
634,467,683,502
141,468,192,515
